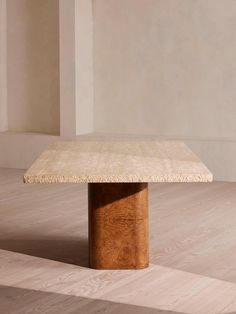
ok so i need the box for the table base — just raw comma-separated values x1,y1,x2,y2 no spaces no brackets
88,183,149,269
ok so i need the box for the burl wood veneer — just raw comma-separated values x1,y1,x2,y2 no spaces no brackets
24,140,213,269
88,183,148,269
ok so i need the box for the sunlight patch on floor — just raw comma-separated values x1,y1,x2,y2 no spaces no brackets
0,249,236,314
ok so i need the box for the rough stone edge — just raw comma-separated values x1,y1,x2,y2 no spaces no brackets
23,173,213,184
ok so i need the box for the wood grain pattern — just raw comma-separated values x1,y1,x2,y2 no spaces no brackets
23,141,213,183
2,169,236,313
88,183,148,269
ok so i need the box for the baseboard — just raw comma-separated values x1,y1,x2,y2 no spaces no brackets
185,139,236,182
91,132,236,182
0,132,60,169
0,132,235,182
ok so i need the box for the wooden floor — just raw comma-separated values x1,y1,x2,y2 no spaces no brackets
0,168,236,314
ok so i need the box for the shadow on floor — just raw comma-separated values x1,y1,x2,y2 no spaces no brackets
0,284,186,314
0,238,89,267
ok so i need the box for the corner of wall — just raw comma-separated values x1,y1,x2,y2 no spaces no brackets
0,0,8,132
75,0,94,135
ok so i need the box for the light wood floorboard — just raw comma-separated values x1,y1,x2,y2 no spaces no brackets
0,168,236,313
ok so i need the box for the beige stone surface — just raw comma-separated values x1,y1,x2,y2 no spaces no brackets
24,141,213,183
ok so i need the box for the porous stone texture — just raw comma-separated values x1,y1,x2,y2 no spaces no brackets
24,141,213,183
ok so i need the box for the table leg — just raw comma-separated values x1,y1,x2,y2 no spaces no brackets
88,183,149,269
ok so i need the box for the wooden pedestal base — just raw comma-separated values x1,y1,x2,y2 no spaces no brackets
88,183,149,269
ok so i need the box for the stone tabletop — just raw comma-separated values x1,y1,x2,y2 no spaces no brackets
23,141,213,183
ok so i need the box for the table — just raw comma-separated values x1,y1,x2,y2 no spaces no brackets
24,141,213,269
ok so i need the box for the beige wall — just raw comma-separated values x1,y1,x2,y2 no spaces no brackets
7,0,60,135
94,0,236,138
0,0,94,169
1,0,236,181
93,0,236,181
0,0,7,131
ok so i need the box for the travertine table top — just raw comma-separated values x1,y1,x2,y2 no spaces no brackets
23,141,213,183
